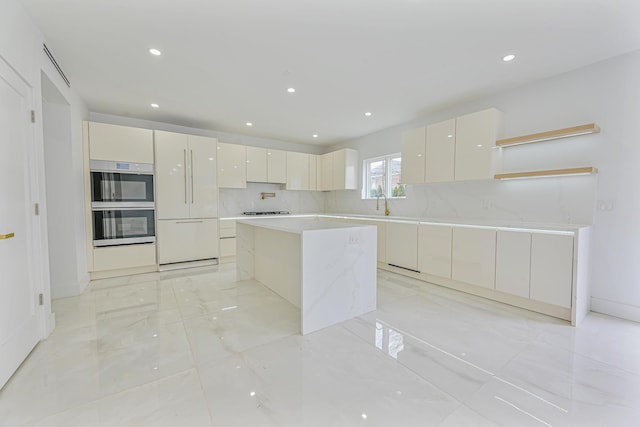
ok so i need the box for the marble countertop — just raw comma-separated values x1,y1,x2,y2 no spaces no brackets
224,213,588,234
236,217,374,235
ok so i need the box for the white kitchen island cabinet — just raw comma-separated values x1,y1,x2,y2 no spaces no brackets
236,218,377,335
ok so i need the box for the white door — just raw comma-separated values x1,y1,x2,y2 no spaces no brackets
0,58,41,389
154,130,189,220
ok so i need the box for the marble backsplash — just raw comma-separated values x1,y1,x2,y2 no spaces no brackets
218,182,325,216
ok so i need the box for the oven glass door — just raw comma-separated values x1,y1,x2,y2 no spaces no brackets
91,172,154,203
93,209,155,246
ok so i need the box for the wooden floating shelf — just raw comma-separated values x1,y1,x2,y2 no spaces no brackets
495,167,598,180
496,123,600,147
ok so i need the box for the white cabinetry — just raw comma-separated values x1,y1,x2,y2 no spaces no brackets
217,143,247,188
88,122,154,163
309,154,318,191
454,108,502,181
246,146,267,182
417,224,452,278
319,152,333,191
286,152,310,190
425,118,456,183
495,231,531,298
155,131,219,265
157,219,218,264
386,222,418,270
401,127,426,184
530,234,574,308
333,149,358,190
93,244,156,272
219,219,237,260
155,131,217,219
451,227,496,289
267,149,286,183
246,147,286,184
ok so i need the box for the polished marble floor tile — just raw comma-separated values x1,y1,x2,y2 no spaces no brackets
1,265,639,426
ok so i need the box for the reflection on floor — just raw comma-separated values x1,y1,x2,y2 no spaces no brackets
1,264,640,426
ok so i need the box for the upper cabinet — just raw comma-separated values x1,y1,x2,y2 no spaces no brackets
309,154,318,191
454,108,502,181
88,122,153,163
245,146,286,184
154,131,218,219
400,108,502,184
217,143,247,188
425,118,456,183
400,127,426,184
286,151,310,190
319,148,358,191
319,152,333,191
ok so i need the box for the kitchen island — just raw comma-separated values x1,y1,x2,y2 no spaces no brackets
236,217,377,335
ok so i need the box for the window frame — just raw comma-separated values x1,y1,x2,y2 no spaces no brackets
361,153,406,200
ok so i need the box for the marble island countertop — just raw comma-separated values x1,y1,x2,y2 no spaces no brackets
236,217,373,234
223,213,589,235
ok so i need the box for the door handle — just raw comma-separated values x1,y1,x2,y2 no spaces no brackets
175,220,203,224
190,150,194,204
183,149,188,204
0,232,15,240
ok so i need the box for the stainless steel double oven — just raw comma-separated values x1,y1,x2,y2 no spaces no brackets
90,160,155,246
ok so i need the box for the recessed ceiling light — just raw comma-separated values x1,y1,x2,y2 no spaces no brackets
447,134,453,138
287,87,296,93
503,54,516,62
150,103,159,108
312,134,318,138
365,112,372,117
246,122,253,127
149,48,162,56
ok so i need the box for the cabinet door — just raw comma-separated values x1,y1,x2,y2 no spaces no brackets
188,135,218,218
267,149,287,183
89,122,154,163
454,108,501,181
286,151,309,190
246,146,267,182
386,222,418,270
309,154,318,191
93,244,156,271
154,131,189,220
332,149,358,190
418,224,452,278
157,218,219,264
319,152,333,191
452,227,496,289
217,143,247,188
401,127,426,184
425,119,456,183
495,231,531,298
530,234,574,308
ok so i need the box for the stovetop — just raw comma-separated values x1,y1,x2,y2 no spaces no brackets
242,211,291,216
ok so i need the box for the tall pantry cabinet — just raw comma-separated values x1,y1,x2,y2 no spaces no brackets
154,131,219,265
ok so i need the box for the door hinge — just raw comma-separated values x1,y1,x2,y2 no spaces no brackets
38,293,43,306
30,110,36,123
34,203,40,216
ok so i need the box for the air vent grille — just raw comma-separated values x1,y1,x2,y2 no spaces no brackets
43,43,70,88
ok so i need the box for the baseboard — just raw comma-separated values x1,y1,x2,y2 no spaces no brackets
591,297,640,323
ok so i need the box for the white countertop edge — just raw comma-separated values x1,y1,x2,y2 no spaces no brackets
236,217,376,234
223,213,585,236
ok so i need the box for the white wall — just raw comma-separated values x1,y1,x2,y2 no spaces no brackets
329,49,640,322
1,0,89,333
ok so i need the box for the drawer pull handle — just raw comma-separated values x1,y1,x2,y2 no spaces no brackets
176,220,203,224
0,232,15,240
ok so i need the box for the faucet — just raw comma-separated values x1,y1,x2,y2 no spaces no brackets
376,194,390,216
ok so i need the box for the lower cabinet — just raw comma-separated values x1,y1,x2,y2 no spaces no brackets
495,230,531,298
417,224,452,278
386,222,418,271
93,244,156,272
157,218,218,264
219,219,237,259
451,227,496,289
530,234,574,308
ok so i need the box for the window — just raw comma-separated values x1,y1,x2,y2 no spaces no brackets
362,153,406,199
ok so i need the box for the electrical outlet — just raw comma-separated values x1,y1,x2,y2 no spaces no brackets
349,234,360,245
597,200,615,212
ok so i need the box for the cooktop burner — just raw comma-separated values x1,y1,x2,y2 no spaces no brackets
242,211,291,216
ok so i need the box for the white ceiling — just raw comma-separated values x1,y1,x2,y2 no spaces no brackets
22,0,640,145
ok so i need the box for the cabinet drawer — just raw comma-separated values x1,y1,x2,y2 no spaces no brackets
219,220,236,238
93,244,156,272
220,237,236,257
157,219,219,264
